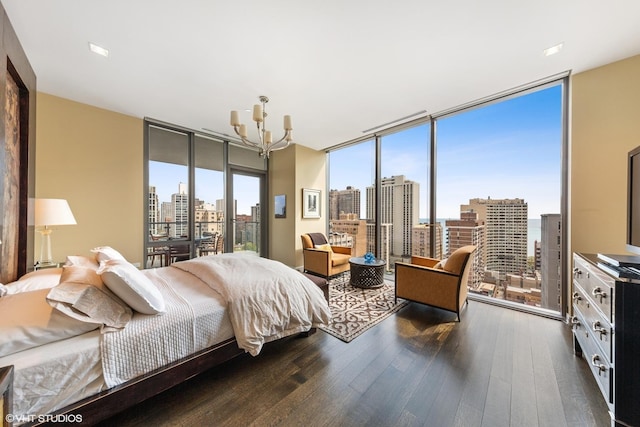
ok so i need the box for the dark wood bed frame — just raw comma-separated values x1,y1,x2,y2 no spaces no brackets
4,328,316,427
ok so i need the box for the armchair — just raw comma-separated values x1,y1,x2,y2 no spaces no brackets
301,233,353,278
395,245,476,321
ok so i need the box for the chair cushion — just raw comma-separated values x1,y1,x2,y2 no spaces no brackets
332,253,350,267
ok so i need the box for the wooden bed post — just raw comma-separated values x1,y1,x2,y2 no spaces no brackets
1,366,14,427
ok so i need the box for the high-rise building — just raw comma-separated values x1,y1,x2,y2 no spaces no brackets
540,213,562,311
446,211,485,289
148,186,159,235
329,186,361,220
366,175,419,260
171,183,189,238
412,223,443,259
460,197,528,279
194,202,223,237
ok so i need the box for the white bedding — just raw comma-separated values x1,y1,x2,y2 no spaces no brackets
101,267,233,387
172,253,332,356
1,253,330,419
0,265,232,418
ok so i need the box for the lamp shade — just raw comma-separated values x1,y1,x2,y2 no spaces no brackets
34,199,77,227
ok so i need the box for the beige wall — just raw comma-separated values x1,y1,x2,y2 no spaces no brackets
35,93,144,265
269,144,327,268
571,54,640,255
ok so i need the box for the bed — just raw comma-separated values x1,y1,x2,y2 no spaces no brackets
0,248,331,426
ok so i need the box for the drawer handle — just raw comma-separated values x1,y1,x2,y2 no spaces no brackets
573,267,582,278
591,321,607,339
591,354,606,376
572,292,582,303
570,316,580,329
592,287,607,303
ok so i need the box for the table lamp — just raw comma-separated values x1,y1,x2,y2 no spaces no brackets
34,198,77,266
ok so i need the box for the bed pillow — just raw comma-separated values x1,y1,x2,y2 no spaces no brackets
4,268,63,295
97,259,165,314
91,246,127,263
65,255,100,270
47,282,132,331
0,289,99,357
0,283,6,297
59,265,104,287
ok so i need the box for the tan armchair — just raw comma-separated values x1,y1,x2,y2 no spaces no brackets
301,233,353,278
395,245,476,321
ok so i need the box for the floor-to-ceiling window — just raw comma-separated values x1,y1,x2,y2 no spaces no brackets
327,76,567,317
436,83,564,315
380,123,431,271
328,139,376,259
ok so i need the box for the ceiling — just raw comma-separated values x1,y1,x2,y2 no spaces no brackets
3,0,640,152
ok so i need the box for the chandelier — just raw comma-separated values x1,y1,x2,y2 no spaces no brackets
230,95,293,159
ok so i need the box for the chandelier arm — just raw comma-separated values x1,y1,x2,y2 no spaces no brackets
267,140,291,153
232,125,260,149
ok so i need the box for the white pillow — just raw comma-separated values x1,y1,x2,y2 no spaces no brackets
47,282,132,331
4,268,63,295
65,255,100,270
0,283,6,297
0,289,99,357
97,259,165,314
314,243,333,252
91,246,127,263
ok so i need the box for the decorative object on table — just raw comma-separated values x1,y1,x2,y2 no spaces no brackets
364,252,375,264
319,273,408,343
229,95,293,159
302,188,321,219
33,198,77,267
274,194,286,218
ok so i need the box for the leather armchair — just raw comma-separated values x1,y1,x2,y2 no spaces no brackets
395,245,476,321
301,233,353,278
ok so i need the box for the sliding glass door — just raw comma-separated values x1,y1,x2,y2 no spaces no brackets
144,121,267,266
231,172,264,255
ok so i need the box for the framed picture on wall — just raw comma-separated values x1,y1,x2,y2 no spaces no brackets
275,194,286,218
302,188,321,219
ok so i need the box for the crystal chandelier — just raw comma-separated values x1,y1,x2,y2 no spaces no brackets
230,96,293,159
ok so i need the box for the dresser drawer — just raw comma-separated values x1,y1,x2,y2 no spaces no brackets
572,283,613,361
573,254,614,322
572,308,613,404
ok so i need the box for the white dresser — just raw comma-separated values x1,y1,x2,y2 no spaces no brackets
572,253,640,427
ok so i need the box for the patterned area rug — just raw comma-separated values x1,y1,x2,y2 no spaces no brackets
319,273,408,343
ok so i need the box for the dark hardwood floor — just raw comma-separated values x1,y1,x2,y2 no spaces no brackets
99,301,610,427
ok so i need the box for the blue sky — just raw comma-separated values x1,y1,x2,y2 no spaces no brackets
329,84,563,219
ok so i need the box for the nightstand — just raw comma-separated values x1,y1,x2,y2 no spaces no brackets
34,262,62,271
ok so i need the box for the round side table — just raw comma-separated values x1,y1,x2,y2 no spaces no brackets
349,257,385,288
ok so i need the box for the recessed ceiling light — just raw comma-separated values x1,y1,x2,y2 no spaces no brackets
89,42,109,57
543,43,563,57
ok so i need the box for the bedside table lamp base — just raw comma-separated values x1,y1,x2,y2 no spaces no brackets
38,227,55,266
